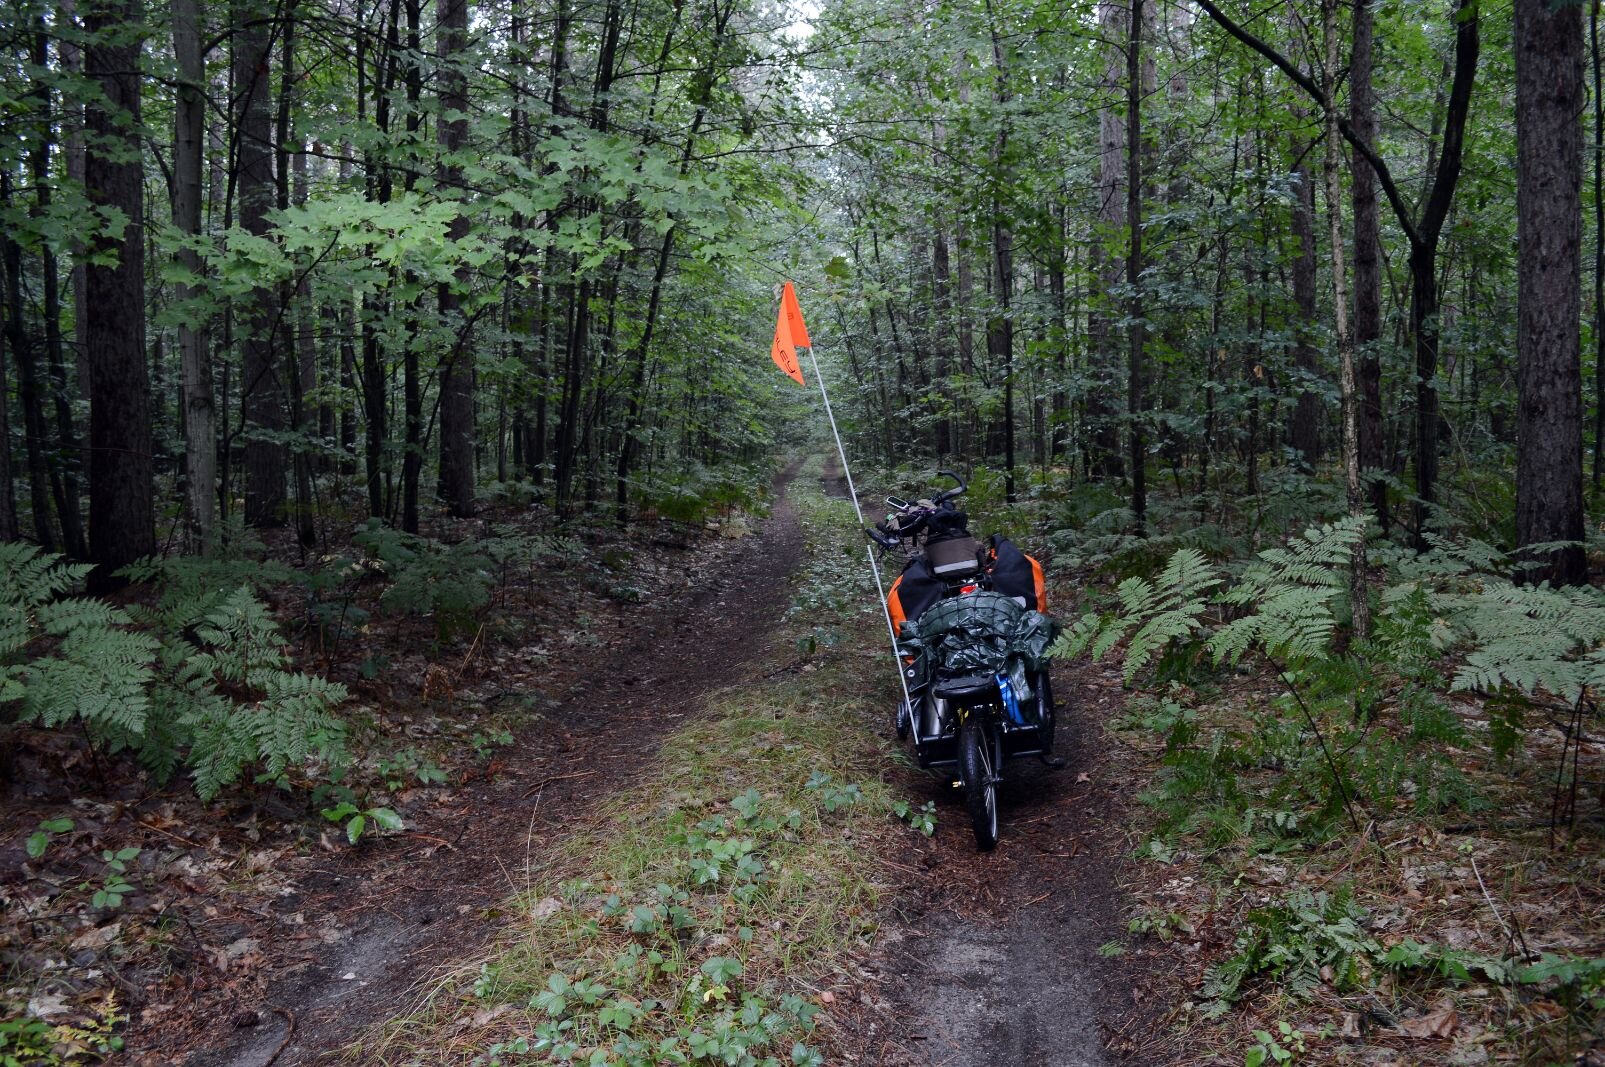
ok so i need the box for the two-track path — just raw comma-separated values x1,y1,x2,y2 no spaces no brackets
182,466,806,1066
176,462,1137,1066
830,671,1140,1065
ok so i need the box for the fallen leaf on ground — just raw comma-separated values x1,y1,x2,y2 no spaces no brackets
27,992,71,1019
1400,1003,1458,1039
69,922,121,951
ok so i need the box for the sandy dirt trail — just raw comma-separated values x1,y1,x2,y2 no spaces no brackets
185,465,805,1066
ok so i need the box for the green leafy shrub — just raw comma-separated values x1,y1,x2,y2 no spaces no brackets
635,460,769,526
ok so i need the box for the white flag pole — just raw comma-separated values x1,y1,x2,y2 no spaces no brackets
801,342,915,718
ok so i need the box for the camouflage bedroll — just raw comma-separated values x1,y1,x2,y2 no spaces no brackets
896,590,1059,706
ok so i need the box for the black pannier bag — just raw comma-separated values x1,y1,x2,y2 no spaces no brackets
987,534,1047,612
887,557,945,636
925,535,983,578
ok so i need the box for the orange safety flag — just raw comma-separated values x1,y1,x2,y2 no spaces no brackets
781,280,811,348
770,309,805,385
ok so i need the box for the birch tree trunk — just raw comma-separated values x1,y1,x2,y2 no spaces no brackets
1323,0,1369,641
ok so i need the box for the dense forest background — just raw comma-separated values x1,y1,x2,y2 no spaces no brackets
7,1,1605,1062
0,0,1596,586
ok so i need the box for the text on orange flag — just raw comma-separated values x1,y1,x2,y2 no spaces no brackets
770,309,805,385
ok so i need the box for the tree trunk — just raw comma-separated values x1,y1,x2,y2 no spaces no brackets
1514,0,1587,585
931,227,954,459
30,25,86,559
1089,0,1126,481
1322,0,1369,641
436,0,475,517
1405,2,1479,546
281,3,315,548
84,0,155,585
1126,0,1146,534
173,0,215,552
1351,0,1386,528
235,0,284,528
1,177,55,551
291,136,317,547
1593,0,1604,490
361,0,399,517
0,315,17,542
400,0,423,534
985,0,1015,502
1289,155,1321,470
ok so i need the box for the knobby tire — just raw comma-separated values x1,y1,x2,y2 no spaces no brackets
959,718,998,851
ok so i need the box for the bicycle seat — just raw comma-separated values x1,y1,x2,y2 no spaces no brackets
933,674,995,701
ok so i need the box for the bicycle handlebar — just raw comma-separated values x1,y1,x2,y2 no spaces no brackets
932,470,967,505
865,471,968,551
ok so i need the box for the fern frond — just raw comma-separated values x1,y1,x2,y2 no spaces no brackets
1124,601,1210,682
1157,547,1223,600
35,598,134,636
1047,611,1111,660
0,543,91,608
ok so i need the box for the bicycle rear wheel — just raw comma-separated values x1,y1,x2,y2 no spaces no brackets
958,718,998,850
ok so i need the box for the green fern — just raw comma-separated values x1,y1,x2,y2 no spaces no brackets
1050,547,1222,683
1378,535,1605,706
1055,521,1370,684
161,585,347,800
4,547,348,802
354,520,494,636
1052,545,1213,677
3,547,160,747
1209,518,1365,667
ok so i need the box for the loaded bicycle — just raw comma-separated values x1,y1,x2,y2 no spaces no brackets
867,472,1060,850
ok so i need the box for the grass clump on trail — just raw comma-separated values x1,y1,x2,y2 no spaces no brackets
370,456,909,1066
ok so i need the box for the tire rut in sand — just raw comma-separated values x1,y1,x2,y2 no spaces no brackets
834,677,1137,1065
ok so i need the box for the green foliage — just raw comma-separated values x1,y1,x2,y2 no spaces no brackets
1210,518,1367,667
471,728,513,761
90,847,140,909
377,747,448,789
1,543,158,746
1244,1021,1306,1067
1,544,348,802
320,801,404,845
0,994,124,1064
1201,888,1378,1016
803,771,862,812
1053,546,1222,682
469,783,834,1066
353,520,494,638
1379,534,1605,755
25,817,73,860
636,461,770,526
1383,940,1605,1011
891,799,937,836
